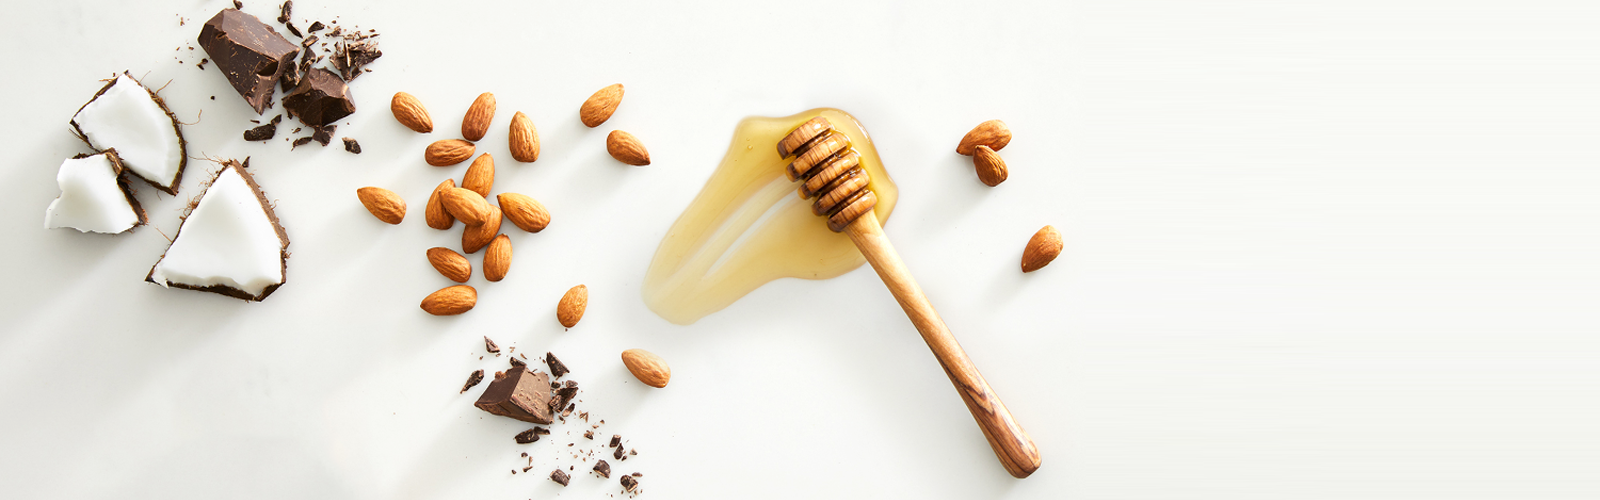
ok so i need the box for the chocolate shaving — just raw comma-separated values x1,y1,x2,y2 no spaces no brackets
509,356,526,368
484,336,500,353
291,136,313,149
592,459,610,478
285,20,302,37
301,34,318,47
549,469,569,487
276,1,291,24
307,21,324,32
330,31,382,81
459,369,484,393
515,428,541,444
545,352,569,379
534,427,550,435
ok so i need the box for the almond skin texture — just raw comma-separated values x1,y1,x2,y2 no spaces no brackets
356,187,406,224
426,139,475,166
1021,225,1063,273
462,153,495,197
461,92,496,142
422,285,477,315
441,187,492,226
484,234,511,282
390,92,433,133
425,179,457,230
427,247,472,283
606,130,650,166
956,119,1012,156
509,111,540,162
621,349,671,388
461,203,502,254
557,284,588,328
973,145,1008,187
497,193,550,233
579,84,624,127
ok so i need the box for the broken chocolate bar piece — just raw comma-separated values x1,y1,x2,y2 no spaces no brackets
592,459,610,478
243,115,281,141
473,368,553,424
282,68,354,127
550,469,569,486
552,382,578,412
198,9,298,114
620,475,638,492
545,352,569,379
459,369,484,393
307,21,324,33
342,138,360,154
484,336,500,353
284,20,302,38
514,428,541,444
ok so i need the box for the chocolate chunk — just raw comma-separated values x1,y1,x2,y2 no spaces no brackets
284,20,302,37
584,430,594,440
545,352,569,379
609,435,621,448
330,31,382,81
312,125,335,146
276,1,291,24
620,475,638,492
552,383,578,412
278,62,299,92
342,137,360,154
243,115,281,141
484,336,500,353
233,0,242,9
301,34,318,47
509,356,526,368
592,459,610,478
549,469,569,487
514,428,541,444
613,446,624,460
561,403,575,418
282,68,354,127
198,9,298,114
291,136,313,149
473,368,554,424
307,21,324,33
459,369,484,393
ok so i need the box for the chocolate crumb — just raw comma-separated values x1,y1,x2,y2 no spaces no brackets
613,446,624,460
483,336,500,353
285,20,302,38
545,352,570,379
593,459,611,478
510,469,516,475
342,138,360,154
459,369,484,393
301,34,318,47
311,124,335,146
631,472,642,477
534,427,550,435
196,58,209,70
509,356,526,368
620,475,638,492
233,0,242,9
629,449,637,455
550,469,569,486
561,403,575,418
522,466,532,473
276,1,292,24
291,136,314,149
243,122,276,141
307,21,324,32
515,428,541,444
584,430,594,440
520,452,528,457
610,435,622,448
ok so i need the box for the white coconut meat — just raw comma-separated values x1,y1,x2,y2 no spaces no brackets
44,152,145,234
71,74,186,193
148,162,287,301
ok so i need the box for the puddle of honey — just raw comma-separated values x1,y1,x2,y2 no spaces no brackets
642,108,898,325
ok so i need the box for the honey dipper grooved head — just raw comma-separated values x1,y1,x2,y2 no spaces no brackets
780,116,878,233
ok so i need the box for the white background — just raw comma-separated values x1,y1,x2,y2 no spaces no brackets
1,0,1597,498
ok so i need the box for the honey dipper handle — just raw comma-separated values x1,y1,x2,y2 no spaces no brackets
844,211,1042,478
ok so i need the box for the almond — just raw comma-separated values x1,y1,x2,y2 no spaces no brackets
509,111,540,162
556,284,588,328
425,139,475,166
1021,225,1063,273
973,145,1008,187
606,130,650,166
579,83,624,127
497,192,550,233
462,153,495,197
956,119,1012,156
620,349,670,388
427,247,472,283
461,92,496,142
461,203,502,254
484,234,511,282
356,187,405,224
441,187,491,226
421,285,476,315
425,179,457,230
390,92,433,133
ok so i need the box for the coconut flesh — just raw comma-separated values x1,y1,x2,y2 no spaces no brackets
44,152,144,234
148,163,286,300
71,74,185,193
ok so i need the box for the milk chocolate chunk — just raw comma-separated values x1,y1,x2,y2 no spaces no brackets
198,9,298,114
474,368,554,424
283,68,354,127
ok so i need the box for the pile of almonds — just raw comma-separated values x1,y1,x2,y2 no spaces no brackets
954,119,1062,272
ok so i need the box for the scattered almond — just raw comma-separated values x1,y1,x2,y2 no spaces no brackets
462,203,503,254
509,111,540,162
463,153,495,197
441,187,492,226
956,119,1012,156
620,349,671,388
484,234,511,282
462,92,496,142
557,284,588,328
606,130,650,166
579,84,624,127
425,179,457,230
973,145,1008,187
497,193,550,233
390,92,433,133
427,247,472,283
1021,225,1063,273
356,187,405,224
422,285,477,315
426,139,475,166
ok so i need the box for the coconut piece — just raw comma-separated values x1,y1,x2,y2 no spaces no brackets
146,159,289,301
44,151,147,234
70,73,188,195
197,8,298,114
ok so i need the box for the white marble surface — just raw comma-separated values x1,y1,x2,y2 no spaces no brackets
2,0,1597,498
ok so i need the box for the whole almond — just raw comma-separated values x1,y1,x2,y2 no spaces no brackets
973,145,1009,187
441,187,491,226
509,111,540,162
421,285,476,315
463,153,495,197
390,92,433,133
484,234,511,282
426,139,475,166
356,187,405,224
425,179,457,230
462,92,496,142
606,130,650,166
556,284,588,328
461,203,502,254
1021,225,1063,273
497,192,550,233
579,84,624,127
427,247,472,283
620,349,671,388
956,119,1012,156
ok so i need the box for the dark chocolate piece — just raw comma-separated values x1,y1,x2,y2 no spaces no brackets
331,33,382,81
509,356,526,368
198,9,297,114
276,1,291,24
584,430,594,440
301,34,318,47
233,0,242,9
609,435,621,448
550,469,569,486
552,382,578,412
312,125,334,146
282,68,354,127
561,403,574,418
514,428,541,444
620,475,638,492
613,446,624,460
545,352,569,379
284,20,302,38
522,466,532,473
592,459,610,478
196,58,208,70
243,115,281,141
473,368,554,424
484,336,500,353
631,472,642,477
291,136,313,149
533,427,550,435
307,21,324,33
278,61,299,91
459,369,484,393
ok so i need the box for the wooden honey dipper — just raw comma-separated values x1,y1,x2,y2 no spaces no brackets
778,116,1042,478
